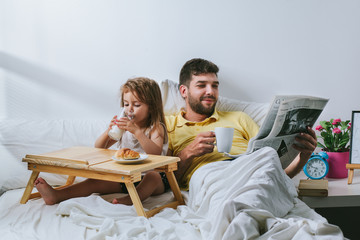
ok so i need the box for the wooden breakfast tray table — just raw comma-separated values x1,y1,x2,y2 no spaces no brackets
20,146,184,218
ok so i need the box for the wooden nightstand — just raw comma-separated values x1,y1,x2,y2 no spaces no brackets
293,170,360,208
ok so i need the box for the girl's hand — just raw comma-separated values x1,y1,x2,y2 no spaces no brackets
117,117,140,134
108,115,119,130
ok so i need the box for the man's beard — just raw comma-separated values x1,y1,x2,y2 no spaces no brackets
188,93,217,116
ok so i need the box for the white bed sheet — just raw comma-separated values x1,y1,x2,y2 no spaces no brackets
0,147,345,240
0,188,187,240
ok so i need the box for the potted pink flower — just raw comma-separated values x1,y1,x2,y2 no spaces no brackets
315,118,351,178
316,118,351,152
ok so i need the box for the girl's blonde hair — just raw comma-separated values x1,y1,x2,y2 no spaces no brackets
120,77,165,128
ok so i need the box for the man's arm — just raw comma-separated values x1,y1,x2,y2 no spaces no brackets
170,131,216,181
285,126,317,178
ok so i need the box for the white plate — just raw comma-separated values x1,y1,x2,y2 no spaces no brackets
112,154,148,164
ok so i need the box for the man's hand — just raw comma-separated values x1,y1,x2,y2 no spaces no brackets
182,131,216,159
286,126,317,178
175,131,216,180
293,126,317,161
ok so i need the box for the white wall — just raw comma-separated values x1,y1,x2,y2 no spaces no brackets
1,0,359,123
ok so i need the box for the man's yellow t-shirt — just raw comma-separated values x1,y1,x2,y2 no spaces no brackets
165,110,259,190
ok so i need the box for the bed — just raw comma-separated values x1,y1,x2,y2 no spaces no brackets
0,80,345,239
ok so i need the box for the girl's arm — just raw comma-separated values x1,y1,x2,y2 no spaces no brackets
134,124,165,155
94,130,117,149
94,116,118,149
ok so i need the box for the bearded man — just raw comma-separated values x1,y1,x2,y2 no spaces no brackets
165,58,317,190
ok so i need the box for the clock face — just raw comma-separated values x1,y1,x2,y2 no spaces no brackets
305,158,328,179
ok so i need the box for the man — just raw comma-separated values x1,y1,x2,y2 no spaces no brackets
166,58,317,190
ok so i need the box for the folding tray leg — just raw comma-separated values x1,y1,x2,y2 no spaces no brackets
144,171,185,218
125,182,147,217
55,176,76,190
66,175,76,185
165,171,184,204
20,171,40,204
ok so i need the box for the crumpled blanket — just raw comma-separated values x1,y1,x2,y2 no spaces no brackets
56,147,344,239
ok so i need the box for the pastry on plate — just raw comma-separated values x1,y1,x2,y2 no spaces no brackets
115,148,140,160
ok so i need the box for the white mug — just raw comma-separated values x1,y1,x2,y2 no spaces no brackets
214,127,234,153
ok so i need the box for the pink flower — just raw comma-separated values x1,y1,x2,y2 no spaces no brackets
315,125,323,131
333,128,341,134
332,119,341,125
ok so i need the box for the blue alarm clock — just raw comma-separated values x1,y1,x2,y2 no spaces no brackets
303,152,329,180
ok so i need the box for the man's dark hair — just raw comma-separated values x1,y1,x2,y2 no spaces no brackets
179,58,219,88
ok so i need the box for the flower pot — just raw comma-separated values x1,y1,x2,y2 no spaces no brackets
326,151,349,179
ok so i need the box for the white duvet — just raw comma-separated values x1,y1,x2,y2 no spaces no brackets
0,147,344,239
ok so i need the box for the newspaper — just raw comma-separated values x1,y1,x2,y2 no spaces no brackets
246,95,329,168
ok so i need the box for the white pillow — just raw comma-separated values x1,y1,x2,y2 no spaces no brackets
0,119,108,194
160,79,269,126
161,79,186,115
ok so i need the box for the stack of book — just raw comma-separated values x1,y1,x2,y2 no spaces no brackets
298,179,328,197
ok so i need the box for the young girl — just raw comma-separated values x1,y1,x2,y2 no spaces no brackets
34,77,169,205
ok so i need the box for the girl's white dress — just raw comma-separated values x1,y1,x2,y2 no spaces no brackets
118,123,168,155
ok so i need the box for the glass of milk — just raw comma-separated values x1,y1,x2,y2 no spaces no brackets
108,108,126,141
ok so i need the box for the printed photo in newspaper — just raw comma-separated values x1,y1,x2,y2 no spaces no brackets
246,95,329,168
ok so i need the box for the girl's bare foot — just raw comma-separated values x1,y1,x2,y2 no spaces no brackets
34,177,58,205
112,196,132,205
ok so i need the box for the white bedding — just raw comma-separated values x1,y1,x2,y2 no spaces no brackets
0,79,345,239
0,148,344,239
